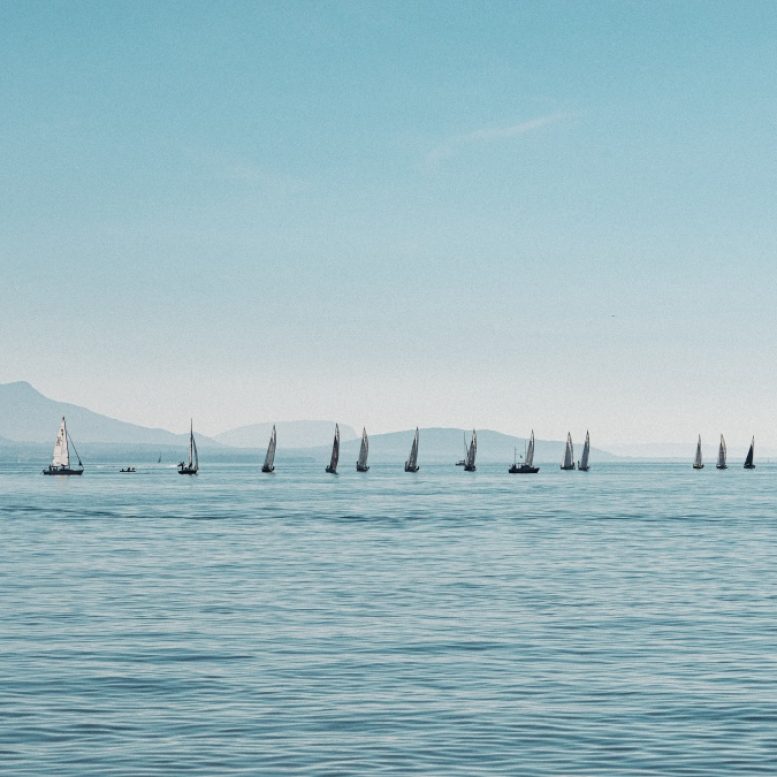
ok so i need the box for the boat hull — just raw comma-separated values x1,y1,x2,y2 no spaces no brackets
744,464,756,470
578,465,590,472
463,465,476,472
716,464,728,470
404,464,420,472
356,464,369,472
42,467,83,476
693,464,704,469
178,467,198,475
325,466,337,474
509,465,539,474
261,465,275,473
560,464,576,470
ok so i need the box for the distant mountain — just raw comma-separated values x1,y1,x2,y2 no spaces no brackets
292,427,619,465
0,381,219,446
215,420,358,449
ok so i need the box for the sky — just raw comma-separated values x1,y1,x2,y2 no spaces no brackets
1,1,776,444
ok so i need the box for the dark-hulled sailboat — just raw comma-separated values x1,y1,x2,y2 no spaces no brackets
356,427,369,472
178,420,199,475
404,427,420,472
578,430,591,472
716,434,727,470
744,436,755,469
463,430,477,472
42,417,83,476
262,425,277,473
509,429,539,473
560,432,575,470
326,424,340,474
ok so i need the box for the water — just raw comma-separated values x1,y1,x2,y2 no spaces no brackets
2,461,777,775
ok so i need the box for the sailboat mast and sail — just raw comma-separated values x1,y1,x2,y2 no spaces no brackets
43,416,84,475
578,430,591,471
693,435,704,469
526,430,535,467
716,434,727,469
744,436,755,469
326,424,340,473
262,425,277,472
356,427,370,472
561,433,575,470
405,427,420,472
463,430,477,471
178,419,199,474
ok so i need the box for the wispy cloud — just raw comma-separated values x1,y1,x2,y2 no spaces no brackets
426,112,572,164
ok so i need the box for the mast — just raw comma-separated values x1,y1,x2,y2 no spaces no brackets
191,420,199,471
526,430,535,467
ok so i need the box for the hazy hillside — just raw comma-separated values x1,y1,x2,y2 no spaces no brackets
0,381,219,446
215,420,358,449
293,427,619,466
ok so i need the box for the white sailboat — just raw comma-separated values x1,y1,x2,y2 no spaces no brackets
693,435,704,469
326,423,340,474
578,430,591,472
356,427,370,472
42,416,83,476
509,430,539,473
463,429,477,472
261,425,277,473
404,427,420,472
178,420,199,475
716,434,727,470
560,432,575,470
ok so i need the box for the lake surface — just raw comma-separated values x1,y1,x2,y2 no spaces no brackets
2,461,776,775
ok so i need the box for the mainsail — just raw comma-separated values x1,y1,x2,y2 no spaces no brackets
693,435,703,469
717,434,727,469
405,427,420,471
464,429,477,471
356,427,369,471
561,432,574,469
744,436,755,469
52,417,70,468
263,425,277,472
327,424,340,472
525,430,535,467
579,430,591,470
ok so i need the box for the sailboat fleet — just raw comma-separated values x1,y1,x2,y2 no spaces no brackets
40,417,765,477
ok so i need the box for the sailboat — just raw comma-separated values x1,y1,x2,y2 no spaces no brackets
560,432,575,470
463,430,477,472
261,425,277,473
509,430,539,473
744,436,755,469
693,435,704,469
178,420,199,475
578,430,591,472
356,427,370,472
157,453,162,464
42,417,84,476
325,423,340,474
716,434,727,470
404,427,420,472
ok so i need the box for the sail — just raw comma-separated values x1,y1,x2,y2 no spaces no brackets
264,425,277,469
190,421,199,470
465,430,477,468
357,427,369,469
329,424,340,470
526,430,535,467
717,434,726,468
405,427,419,469
52,417,70,467
580,431,590,469
745,437,754,467
562,433,574,468
694,435,703,468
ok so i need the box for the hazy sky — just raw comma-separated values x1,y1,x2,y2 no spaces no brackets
2,1,776,443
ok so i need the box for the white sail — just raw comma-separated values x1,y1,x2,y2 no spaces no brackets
562,432,574,468
694,435,703,467
526,430,535,467
580,430,590,470
190,420,199,471
717,434,727,468
405,427,419,470
465,430,477,469
52,417,70,467
263,425,277,469
357,427,369,469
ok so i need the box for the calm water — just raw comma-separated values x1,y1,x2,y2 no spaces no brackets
2,461,777,775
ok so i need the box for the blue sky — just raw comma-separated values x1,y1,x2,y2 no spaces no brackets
2,1,776,443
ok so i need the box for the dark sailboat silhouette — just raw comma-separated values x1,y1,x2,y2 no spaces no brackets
42,417,84,476
693,435,704,469
325,424,340,474
178,420,199,475
744,436,755,469
262,425,277,473
463,430,477,472
716,434,727,470
509,430,539,474
404,427,420,472
578,430,591,472
560,432,575,470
